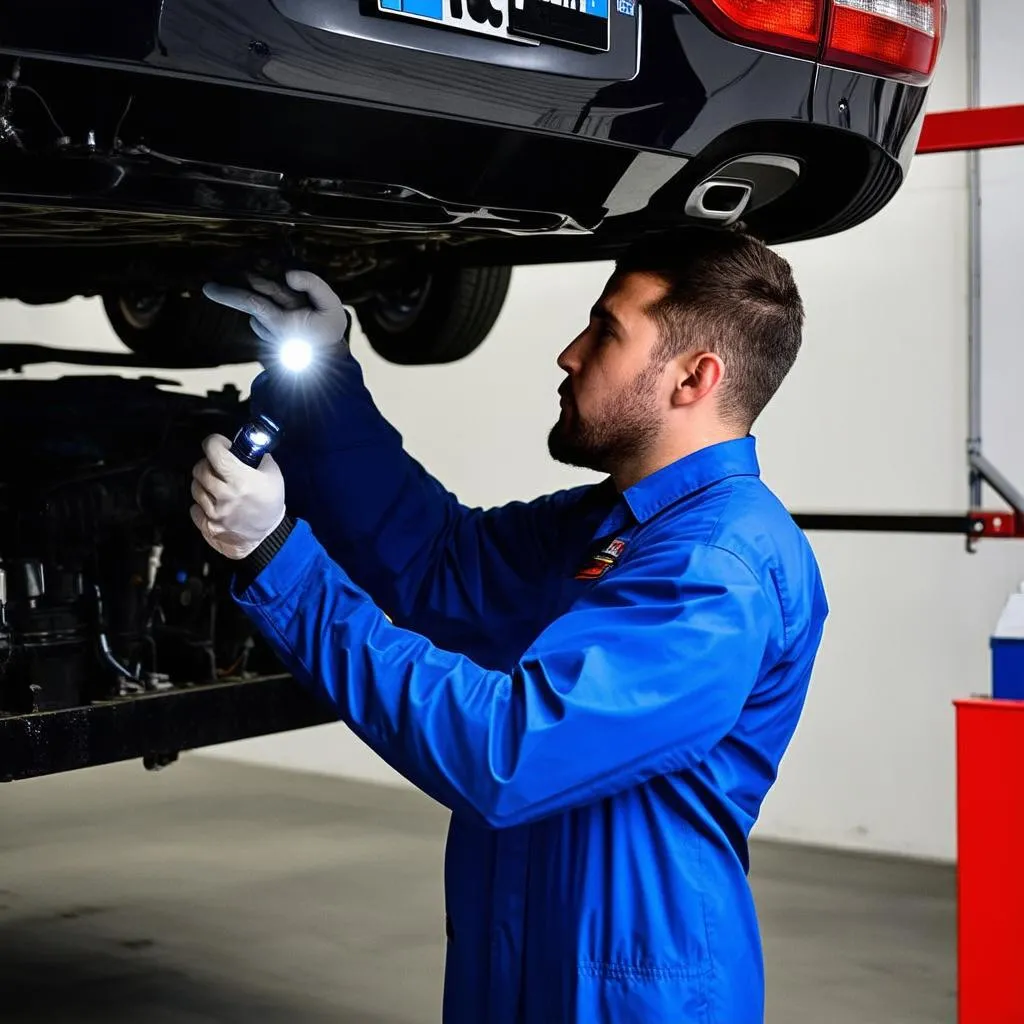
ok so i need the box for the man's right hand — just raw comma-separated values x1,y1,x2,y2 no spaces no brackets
203,270,351,363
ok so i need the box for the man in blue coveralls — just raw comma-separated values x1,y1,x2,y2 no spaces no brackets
191,228,828,1024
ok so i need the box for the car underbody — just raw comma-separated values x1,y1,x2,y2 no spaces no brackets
0,50,918,364
0,0,928,307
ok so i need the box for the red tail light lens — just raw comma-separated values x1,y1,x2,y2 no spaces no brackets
687,0,943,85
825,0,942,83
688,0,825,58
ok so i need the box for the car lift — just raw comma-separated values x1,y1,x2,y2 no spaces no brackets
793,99,1024,551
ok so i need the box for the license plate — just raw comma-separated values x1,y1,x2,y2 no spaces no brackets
376,0,610,53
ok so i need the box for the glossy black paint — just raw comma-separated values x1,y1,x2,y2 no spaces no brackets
0,0,932,293
150,0,816,157
0,0,163,61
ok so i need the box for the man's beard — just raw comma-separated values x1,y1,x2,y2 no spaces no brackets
547,361,663,475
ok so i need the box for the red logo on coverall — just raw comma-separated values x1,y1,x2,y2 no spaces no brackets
574,537,628,581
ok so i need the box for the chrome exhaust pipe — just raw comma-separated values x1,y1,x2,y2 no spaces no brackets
683,155,802,226
684,178,753,224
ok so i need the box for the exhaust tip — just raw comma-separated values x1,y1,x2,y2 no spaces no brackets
684,178,752,224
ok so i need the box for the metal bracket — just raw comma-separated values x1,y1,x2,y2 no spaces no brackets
791,511,1023,540
969,452,1024,516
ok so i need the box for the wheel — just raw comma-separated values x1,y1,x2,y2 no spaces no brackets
102,289,260,368
355,264,512,365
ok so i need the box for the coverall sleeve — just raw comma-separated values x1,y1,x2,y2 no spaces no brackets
234,518,780,829
249,356,589,648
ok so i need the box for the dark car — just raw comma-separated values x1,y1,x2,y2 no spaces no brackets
0,0,944,368
0,0,944,781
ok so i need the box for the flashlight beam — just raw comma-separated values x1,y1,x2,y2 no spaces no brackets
279,338,313,373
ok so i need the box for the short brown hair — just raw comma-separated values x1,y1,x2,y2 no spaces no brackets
614,227,804,428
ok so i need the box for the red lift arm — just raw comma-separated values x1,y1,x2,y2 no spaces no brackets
919,103,1024,153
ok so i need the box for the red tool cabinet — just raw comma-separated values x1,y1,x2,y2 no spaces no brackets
955,698,1024,1023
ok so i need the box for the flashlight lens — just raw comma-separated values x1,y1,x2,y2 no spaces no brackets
280,337,313,373
247,429,271,447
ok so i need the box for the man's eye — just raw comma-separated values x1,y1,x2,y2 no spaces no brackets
587,318,613,343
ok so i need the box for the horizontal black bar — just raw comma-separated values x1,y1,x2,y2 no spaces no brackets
0,675,335,783
792,513,979,535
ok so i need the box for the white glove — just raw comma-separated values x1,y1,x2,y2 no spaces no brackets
203,270,351,367
190,434,286,560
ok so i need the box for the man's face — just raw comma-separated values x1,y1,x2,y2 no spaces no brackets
548,271,671,474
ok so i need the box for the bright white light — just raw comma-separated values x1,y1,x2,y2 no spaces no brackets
279,337,313,373
248,429,271,447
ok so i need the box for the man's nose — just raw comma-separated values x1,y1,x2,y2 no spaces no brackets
556,332,586,374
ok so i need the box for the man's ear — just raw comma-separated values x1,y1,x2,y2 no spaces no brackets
670,351,725,408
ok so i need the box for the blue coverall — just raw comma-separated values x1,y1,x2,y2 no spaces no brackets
234,352,829,1024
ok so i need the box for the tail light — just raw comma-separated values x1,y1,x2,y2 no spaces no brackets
825,0,942,83
684,0,824,58
688,0,944,85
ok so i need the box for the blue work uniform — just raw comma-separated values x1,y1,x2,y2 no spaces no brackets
236,352,829,1024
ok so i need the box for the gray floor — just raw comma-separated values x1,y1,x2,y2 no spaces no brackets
0,756,955,1023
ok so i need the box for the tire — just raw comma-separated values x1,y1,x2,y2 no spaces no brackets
355,264,512,365
103,289,261,368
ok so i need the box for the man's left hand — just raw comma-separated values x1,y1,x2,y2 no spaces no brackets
191,434,286,560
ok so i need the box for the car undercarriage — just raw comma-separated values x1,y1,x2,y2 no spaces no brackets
0,1,927,364
0,374,334,783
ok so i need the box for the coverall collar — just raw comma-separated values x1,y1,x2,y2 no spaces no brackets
621,435,761,525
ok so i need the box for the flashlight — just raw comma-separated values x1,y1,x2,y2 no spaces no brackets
227,335,314,467
229,412,282,468
223,269,318,466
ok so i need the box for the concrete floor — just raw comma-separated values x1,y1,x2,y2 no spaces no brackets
0,756,955,1023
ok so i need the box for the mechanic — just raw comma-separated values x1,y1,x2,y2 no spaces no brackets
190,228,829,1024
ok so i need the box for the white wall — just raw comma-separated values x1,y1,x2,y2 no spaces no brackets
4,0,1020,862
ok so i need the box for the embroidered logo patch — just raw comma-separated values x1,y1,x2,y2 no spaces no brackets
574,537,628,581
